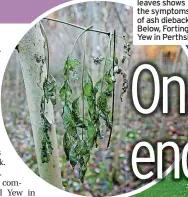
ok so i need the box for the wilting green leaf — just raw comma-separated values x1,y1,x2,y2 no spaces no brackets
93,78,102,95
59,80,72,101
78,153,90,167
87,120,96,139
99,110,112,130
76,141,90,182
43,75,56,105
72,98,87,129
94,114,102,140
84,83,93,97
62,105,75,135
63,132,75,161
72,97,79,113
105,87,113,97
87,97,94,117
41,114,53,163
59,86,66,101
97,93,112,131
97,93,108,110
76,140,89,155
87,120,97,148
72,97,80,120
63,132,70,160
105,74,113,97
104,71,113,85
69,146,78,168
66,56,80,71
84,71,95,97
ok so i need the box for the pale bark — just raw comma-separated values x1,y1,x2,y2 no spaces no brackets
17,23,62,189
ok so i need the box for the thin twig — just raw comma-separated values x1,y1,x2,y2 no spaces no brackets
71,25,93,55
81,34,87,140
43,17,110,36
107,30,116,148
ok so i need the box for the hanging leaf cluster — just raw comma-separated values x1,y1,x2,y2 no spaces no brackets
37,22,132,183
36,24,131,182
40,76,57,163
59,52,116,182
58,32,131,182
59,56,92,182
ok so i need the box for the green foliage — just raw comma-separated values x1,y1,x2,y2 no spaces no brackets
63,132,76,161
93,78,102,95
87,120,97,148
97,71,114,131
60,54,115,182
39,32,131,181
60,55,91,182
63,119,91,182
58,33,130,182
72,97,86,129
84,83,92,97
43,75,56,105
59,80,72,102
40,74,57,163
41,114,53,163
67,56,81,70
59,45,119,181
40,97,53,163
62,105,76,134
63,56,81,78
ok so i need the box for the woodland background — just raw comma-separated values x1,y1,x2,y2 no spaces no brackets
1,2,188,196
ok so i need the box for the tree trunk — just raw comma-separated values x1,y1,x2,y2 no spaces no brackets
17,23,62,189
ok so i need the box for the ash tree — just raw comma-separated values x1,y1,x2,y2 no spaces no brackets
16,18,131,185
